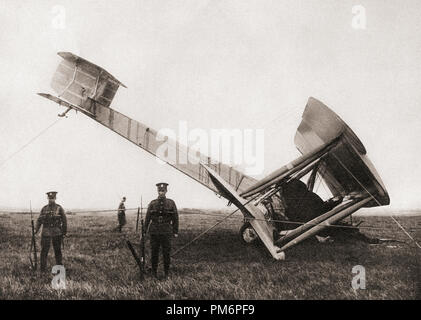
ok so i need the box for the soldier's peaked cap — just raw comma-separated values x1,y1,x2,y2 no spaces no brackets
46,191,57,199
156,182,168,191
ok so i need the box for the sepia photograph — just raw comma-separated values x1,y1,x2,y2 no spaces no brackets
0,0,420,307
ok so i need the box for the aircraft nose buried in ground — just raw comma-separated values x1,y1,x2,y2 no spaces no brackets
38,52,389,260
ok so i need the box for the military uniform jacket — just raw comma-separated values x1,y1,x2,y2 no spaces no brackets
145,197,178,235
118,202,126,215
36,203,67,237
118,201,126,225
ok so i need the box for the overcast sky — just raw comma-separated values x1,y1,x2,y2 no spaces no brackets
1,0,420,211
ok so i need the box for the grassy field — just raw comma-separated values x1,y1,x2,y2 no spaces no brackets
0,209,420,299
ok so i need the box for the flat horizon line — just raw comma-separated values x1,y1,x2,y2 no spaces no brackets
1,207,420,217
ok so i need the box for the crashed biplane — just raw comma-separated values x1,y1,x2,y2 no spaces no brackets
38,52,389,260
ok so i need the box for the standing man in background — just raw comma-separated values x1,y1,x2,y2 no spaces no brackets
35,191,67,273
145,183,178,279
117,196,127,232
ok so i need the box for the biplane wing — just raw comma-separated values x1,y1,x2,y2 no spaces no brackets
294,97,389,206
241,97,389,208
56,52,127,88
38,52,257,199
50,52,126,109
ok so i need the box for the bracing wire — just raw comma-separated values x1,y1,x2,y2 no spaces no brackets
0,118,62,171
332,154,421,249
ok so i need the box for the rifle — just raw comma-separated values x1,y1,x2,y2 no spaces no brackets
126,239,145,280
127,199,146,280
135,196,143,233
29,201,38,271
139,211,146,278
135,207,140,233
126,240,143,280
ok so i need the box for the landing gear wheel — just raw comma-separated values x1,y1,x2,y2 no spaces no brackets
240,222,258,245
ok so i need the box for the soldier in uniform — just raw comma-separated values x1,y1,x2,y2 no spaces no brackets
117,196,127,232
145,183,178,279
35,191,67,272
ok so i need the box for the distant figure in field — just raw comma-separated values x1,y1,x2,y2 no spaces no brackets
145,183,179,279
117,197,127,232
35,191,67,273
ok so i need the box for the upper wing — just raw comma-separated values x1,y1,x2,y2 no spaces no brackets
295,97,389,206
51,52,126,108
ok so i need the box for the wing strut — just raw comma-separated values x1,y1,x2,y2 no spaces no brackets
278,195,371,252
201,164,285,260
